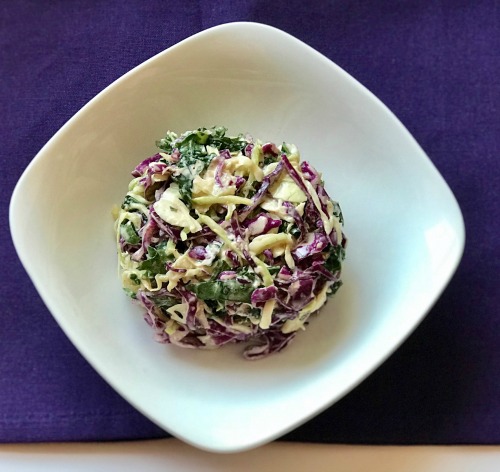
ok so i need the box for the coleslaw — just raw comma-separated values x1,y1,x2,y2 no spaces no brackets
114,127,346,359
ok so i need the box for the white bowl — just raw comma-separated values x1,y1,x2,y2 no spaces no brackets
9,22,465,453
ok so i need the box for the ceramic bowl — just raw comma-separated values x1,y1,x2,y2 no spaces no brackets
10,22,465,452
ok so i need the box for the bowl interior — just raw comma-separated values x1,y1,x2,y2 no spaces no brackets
10,22,464,452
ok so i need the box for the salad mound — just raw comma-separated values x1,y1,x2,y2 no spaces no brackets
115,127,346,359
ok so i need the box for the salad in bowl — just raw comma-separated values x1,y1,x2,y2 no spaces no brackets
114,127,346,359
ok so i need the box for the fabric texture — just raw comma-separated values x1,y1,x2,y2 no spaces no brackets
1,0,499,444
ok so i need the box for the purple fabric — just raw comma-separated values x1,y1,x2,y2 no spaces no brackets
1,0,499,445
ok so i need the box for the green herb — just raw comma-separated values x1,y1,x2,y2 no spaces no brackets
246,188,256,198
174,153,214,205
235,265,257,281
250,307,261,317
123,288,137,299
138,242,171,277
278,221,288,234
263,155,279,166
267,266,281,275
210,259,232,280
209,126,248,153
281,142,291,155
121,195,141,210
120,220,141,244
279,221,301,238
204,299,226,315
173,171,196,205
150,294,178,309
328,280,343,296
155,127,249,205
158,126,247,158
129,273,141,285
289,225,301,238
324,245,345,274
189,279,254,303
162,129,222,205
332,201,344,225
156,130,178,153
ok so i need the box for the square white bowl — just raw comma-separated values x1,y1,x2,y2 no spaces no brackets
9,22,465,453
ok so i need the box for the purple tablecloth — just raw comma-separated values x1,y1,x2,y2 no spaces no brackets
1,1,499,444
